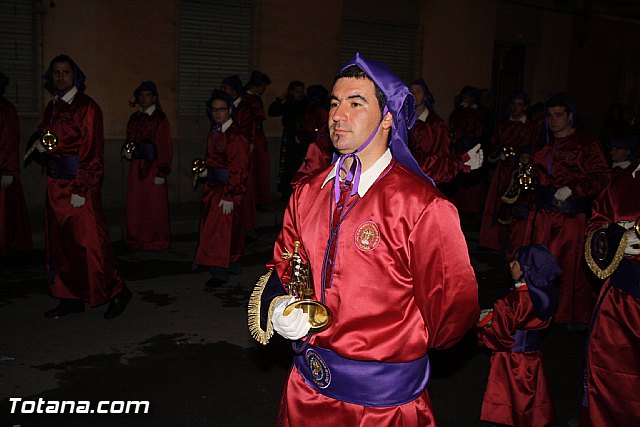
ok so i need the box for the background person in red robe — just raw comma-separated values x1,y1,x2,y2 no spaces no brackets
248,53,479,426
122,81,172,250
0,71,33,257
479,92,539,254
33,54,130,319
408,78,483,185
243,70,271,208
582,164,640,426
524,94,610,326
477,244,561,427
193,90,249,287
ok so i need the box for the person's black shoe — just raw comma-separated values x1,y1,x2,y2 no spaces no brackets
44,298,85,318
205,277,226,288
104,287,132,319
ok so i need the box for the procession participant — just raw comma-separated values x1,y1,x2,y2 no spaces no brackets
193,90,250,286
525,93,610,326
248,53,479,426
582,163,640,426
0,71,33,257
35,54,129,319
479,92,539,253
122,81,172,250
478,244,561,427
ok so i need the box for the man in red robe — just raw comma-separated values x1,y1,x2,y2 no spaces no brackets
0,71,33,257
122,81,172,250
525,94,610,325
249,53,479,426
33,55,129,319
243,70,271,208
479,92,539,254
583,164,640,426
408,78,483,185
194,90,250,286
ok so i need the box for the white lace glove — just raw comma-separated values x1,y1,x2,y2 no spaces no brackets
198,169,208,178
154,177,166,185
554,186,572,202
1,175,13,187
70,193,86,208
219,199,233,215
272,296,311,340
122,151,132,160
464,144,484,170
625,232,640,255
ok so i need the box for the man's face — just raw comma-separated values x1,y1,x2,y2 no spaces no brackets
509,98,527,118
610,146,631,162
210,99,230,124
291,86,305,101
51,61,74,93
546,106,573,136
137,90,157,109
409,84,425,107
329,77,384,155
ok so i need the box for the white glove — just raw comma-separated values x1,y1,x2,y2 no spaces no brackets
464,144,484,170
554,186,572,202
122,151,132,160
70,193,86,208
272,296,311,340
36,142,47,153
219,199,233,215
198,169,208,178
617,220,635,229
154,176,166,185
1,175,14,187
625,231,640,255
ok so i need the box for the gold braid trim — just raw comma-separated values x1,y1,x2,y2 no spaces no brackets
585,225,629,279
247,269,290,345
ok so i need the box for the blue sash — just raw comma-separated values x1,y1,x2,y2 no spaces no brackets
536,186,587,215
511,329,541,352
206,166,229,186
132,143,158,160
610,259,640,298
46,155,79,180
293,346,430,407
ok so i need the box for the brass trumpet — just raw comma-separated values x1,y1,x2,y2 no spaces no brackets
282,241,332,334
122,140,136,157
635,217,640,238
502,145,516,159
24,130,58,161
501,163,536,204
517,163,536,191
192,158,206,189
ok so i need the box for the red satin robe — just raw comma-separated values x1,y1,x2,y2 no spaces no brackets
582,168,640,427
0,96,32,256
408,109,467,184
290,109,332,188
479,117,539,253
194,122,249,268
243,92,271,205
270,158,479,426
478,285,556,427
448,107,487,214
234,97,258,232
525,129,609,323
125,108,172,250
38,92,124,306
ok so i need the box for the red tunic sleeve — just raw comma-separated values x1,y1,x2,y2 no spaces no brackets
0,98,20,175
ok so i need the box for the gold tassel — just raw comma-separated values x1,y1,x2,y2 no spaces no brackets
584,226,629,279
247,269,289,345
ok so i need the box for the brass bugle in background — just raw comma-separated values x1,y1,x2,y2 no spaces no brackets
24,130,58,161
192,158,206,189
122,140,136,157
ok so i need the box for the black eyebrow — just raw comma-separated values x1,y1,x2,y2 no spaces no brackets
329,94,369,103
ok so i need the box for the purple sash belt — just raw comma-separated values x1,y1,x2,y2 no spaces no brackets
511,329,541,352
206,167,229,186
46,155,79,179
132,143,158,160
610,259,640,298
536,186,587,215
293,346,430,407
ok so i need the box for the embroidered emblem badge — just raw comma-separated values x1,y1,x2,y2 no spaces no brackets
305,349,331,388
355,221,380,252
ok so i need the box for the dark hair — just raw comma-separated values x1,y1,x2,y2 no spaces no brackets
334,65,386,113
287,80,304,93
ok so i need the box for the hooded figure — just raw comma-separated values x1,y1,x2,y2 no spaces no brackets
42,54,86,94
516,244,563,320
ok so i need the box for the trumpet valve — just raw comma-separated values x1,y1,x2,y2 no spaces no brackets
123,140,136,154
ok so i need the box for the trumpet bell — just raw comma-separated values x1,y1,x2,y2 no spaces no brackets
41,130,58,149
284,299,332,333
192,158,206,174
123,140,136,154
502,146,516,159
635,217,640,238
